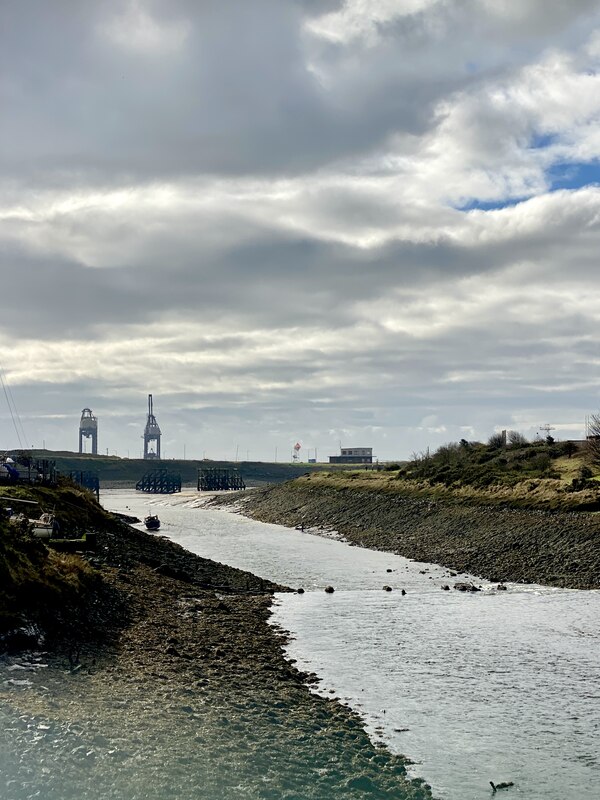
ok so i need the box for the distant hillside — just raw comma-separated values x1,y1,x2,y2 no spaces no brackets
16,450,341,487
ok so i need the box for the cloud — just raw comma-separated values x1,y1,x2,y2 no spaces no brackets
2,1,600,458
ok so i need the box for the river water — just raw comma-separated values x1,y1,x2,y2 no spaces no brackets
2,489,595,799
96,490,600,800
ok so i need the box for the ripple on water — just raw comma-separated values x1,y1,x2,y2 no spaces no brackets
93,491,600,800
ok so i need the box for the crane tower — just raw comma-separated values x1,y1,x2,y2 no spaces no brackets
79,408,98,454
143,394,161,459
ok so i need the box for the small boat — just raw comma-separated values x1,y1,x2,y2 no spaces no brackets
144,514,161,531
31,512,58,539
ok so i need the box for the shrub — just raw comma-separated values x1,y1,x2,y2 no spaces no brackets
508,430,528,446
488,432,506,449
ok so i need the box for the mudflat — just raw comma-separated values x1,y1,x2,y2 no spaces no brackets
215,477,600,589
1,520,432,800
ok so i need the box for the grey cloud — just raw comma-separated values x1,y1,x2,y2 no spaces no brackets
3,189,600,341
6,1,598,188
0,229,504,339
2,1,600,460
292,0,343,15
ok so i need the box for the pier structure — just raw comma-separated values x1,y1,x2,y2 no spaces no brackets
136,468,181,494
69,470,100,501
79,408,98,454
143,394,161,459
198,467,245,492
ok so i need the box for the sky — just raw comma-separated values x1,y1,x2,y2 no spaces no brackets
2,0,600,462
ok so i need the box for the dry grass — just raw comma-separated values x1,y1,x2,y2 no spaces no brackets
297,450,600,511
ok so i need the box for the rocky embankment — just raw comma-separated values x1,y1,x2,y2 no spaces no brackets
217,476,600,589
1,507,432,800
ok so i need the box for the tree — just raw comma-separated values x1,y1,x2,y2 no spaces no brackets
586,413,600,466
488,432,505,449
507,430,528,446
563,440,578,459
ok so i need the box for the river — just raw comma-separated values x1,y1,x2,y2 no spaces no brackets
99,489,600,800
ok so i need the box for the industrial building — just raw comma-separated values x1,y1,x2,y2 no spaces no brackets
329,446,373,464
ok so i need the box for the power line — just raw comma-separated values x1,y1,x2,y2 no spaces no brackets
0,363,27,450
3,370,27,446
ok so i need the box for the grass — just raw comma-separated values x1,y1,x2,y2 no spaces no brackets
0,480,109,633
293,440,600,511
0,517,98,631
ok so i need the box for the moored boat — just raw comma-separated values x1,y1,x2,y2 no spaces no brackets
31,512,58,539
144,514,160,531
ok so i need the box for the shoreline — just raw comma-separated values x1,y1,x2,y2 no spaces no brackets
1,510,433,800
212,477,600,590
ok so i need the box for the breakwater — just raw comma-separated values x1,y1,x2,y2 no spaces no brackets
217,476,600,589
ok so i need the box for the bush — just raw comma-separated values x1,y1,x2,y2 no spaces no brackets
508,430,528,446
562,441,578,459
488,432,506,449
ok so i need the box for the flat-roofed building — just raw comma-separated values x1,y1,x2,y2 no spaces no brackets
329,446,373,464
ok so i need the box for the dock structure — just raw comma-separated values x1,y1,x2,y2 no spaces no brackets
69,470,100,501
136,468,181,494
1,456,58,486
197,468,245,492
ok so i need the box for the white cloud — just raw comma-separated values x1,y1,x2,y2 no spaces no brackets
2,1,600,459
100,1,190,54
305,0,440,44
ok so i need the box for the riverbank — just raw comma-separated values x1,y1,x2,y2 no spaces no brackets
214,475,600,589
1,492,432,800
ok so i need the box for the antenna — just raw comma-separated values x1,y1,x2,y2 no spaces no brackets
539,424,555,435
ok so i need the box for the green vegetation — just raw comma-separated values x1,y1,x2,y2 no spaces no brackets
398,437,576,489
0,515,98,632
298,436,600,511
0,481,116,637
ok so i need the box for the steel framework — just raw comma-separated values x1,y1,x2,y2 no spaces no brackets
143,394,161,459
79,408,98,454
136,468,181,494
197,468,245,491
